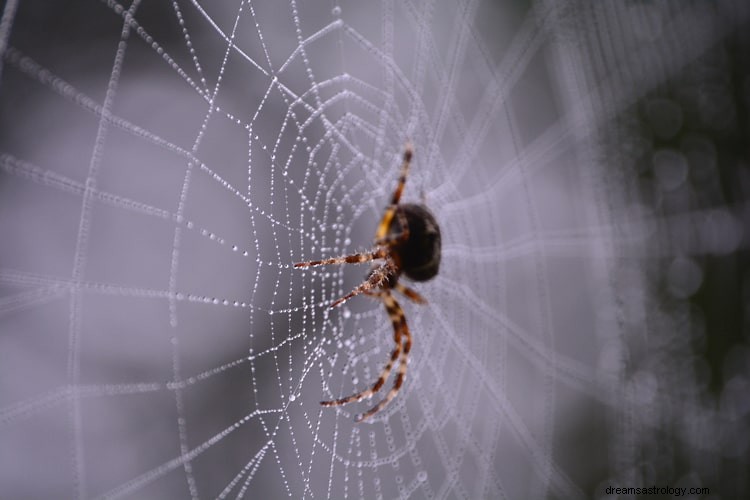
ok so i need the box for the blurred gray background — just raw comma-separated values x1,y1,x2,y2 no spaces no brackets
1,0,749,498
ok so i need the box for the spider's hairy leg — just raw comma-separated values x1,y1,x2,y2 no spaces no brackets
294,247,387,268
356,294,412,422
375,207,409,246
329,259,396,309
375,205,397,243
395,282,426,304
390,142,413,206
375,143,413,242
321,292,402,409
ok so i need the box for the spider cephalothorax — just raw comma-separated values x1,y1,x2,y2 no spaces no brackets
294,144,441,422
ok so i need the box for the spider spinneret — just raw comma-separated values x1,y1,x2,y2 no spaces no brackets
294,143,441,422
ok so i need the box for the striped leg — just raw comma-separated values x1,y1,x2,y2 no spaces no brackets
356,294,412,422
375,207,409,246
375,144,413,242
294,247,387,269
329,259,396,309
321,292,402,408
395,282,426,304
390,143,413,206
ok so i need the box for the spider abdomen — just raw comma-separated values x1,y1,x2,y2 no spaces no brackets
391,203,441,282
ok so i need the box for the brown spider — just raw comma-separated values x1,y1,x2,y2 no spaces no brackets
294,144,441,422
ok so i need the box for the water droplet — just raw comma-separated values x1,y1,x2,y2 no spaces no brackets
332,6,341,16
652,149,687,191
666,257,703,298
698,209,743,255
417,471,428,482
289,394,296,402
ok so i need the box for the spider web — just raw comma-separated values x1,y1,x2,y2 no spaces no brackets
1,0,749,498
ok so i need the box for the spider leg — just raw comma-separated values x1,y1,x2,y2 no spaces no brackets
320,294,402,408
294,247,387,268
395,282,427,304
374,207,409,246
356,294,412,422
374,144,413,242
390,142,412,206
329,259,396,309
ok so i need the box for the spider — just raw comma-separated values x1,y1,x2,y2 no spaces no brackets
294,143,441,422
